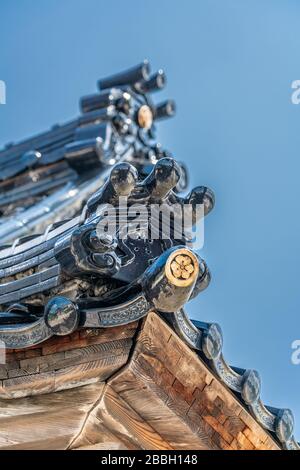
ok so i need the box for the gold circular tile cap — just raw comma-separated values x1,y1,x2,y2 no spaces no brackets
137,105,153,130
165,248,199,287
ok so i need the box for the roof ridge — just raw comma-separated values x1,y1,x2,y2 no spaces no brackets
163,309,299,450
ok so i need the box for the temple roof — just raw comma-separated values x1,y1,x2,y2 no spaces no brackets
0,61,297,451
0,311,296,450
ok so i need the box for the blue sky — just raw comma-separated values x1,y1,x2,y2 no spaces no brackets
1,0,300,439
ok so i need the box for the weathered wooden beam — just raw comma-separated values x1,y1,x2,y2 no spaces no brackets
105,312,280,450
0,313,280,450
0,384,105,450
0,323,138,399
70,385,172,450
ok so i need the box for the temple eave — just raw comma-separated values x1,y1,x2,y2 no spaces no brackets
0,312,279,450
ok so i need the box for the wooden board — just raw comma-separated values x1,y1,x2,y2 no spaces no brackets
0,314,280,450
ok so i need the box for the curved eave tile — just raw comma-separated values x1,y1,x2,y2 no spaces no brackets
166,309,300,450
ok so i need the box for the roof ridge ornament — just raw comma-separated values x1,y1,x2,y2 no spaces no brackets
0,62,297,450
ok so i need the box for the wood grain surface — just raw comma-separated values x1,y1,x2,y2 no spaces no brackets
0,314,280,450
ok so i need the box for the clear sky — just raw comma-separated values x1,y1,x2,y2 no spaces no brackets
1,0,300,439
